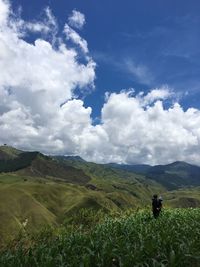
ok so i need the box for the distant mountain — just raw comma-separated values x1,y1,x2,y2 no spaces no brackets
3,147,199,190
54,155,165,199
105,163,151,174
0,146,90,185
146,161,200,190
55,155,200,190
102,159,200,190
55,155,85,164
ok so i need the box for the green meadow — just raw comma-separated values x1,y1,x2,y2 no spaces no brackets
1,208,200,267
1,147,200,266
0,171,162,245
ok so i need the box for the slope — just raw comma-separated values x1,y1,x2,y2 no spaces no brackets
105,159,200,190
2,147,200,246
0,147,90,185
0,152,165,244
146,161,200,190
54,156,165,203
0,171,160,244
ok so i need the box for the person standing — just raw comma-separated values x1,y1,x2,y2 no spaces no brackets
152,194,162,218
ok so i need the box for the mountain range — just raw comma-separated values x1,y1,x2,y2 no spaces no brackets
0,145,200,243
104,161,200,190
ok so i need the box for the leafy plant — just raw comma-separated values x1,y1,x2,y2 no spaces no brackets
1,208,200,267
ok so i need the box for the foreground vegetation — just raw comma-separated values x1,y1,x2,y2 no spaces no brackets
0,171,164,245
1,146,200,266
1,208,200,267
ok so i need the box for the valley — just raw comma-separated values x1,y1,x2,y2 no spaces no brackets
0,145,200,245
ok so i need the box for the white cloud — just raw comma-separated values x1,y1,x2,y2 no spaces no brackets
97,90,200,165
24,7,57,36
64,24,88,54
68,10,85,29
138,86,173,106
1,0,200,166
0,0,95,153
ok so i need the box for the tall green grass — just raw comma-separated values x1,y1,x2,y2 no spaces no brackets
1,208,200,267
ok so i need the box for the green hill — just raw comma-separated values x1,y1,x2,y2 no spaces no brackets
0,171,158,244
0,149,165,244
163,187,200,208
105,159,200,190
146,161,200,190
1,147,200,246
0,145,22,160
54,155,165,201
105,162,151,174
0,147,90,185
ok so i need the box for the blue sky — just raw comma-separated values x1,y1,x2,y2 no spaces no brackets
1,0,200,165
13,0,200,119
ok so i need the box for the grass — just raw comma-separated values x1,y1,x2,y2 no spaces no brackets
0,172,150,245
1,208,200,267
1,171,200,246
0,145,22,158
1,147,200,266
163,187,200,208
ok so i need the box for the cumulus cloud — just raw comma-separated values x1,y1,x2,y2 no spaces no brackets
1,0,200,166
98,90,200,165
0,0,95,153
68,10,85,29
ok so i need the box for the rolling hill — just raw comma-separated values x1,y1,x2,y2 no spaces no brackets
104,160,200,190
55,156,200,208
1,145,200,245
0,145,90,185
146,161,200,190
0,146,22,160
105,162,151,174
0,146,166,244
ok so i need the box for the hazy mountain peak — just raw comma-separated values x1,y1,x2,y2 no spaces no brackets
0,145,22,159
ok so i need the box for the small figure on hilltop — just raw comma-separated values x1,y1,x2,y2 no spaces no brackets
152,194,163,218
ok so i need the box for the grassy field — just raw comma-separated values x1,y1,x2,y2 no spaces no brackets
163,187,200,208
0,208,200,267
0,171,162,245
1,147,200,266
1,171,200,246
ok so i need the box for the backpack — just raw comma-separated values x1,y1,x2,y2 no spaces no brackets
152,198,160,210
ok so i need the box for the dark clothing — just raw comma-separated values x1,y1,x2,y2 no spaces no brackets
152,198,162,218
153,209,159,218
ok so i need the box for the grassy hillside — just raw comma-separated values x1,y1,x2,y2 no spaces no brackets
1,208,200,267
0,174,101,243
0,147,90,185
0,171,160,244
146,161,200,190
0,148,166,245
1,147,200,248
164,187,200,208
54,156,165,193
0,145,22,160
57,156,200,191
105,162,151,174
16,154,90,185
